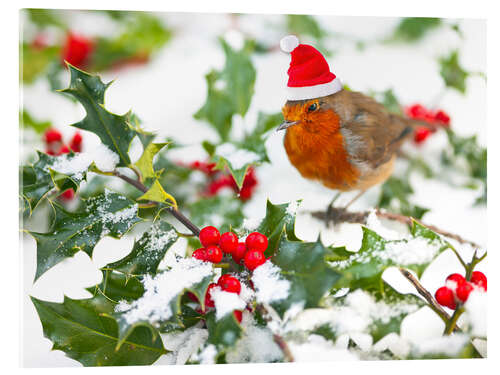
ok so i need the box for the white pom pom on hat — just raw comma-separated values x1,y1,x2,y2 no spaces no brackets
280,35,299,53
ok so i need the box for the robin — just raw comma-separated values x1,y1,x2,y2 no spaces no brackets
276,35,434,218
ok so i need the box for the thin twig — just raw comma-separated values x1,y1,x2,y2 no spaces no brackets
311,208,481,248
256,304,295,362
113,171,200,236
399,268,460,331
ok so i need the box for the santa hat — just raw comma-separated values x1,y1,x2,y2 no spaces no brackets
280,35,342,101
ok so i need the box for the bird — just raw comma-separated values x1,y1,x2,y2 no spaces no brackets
276,35,434,220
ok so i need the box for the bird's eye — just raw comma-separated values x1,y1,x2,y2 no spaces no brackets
307,103,318,112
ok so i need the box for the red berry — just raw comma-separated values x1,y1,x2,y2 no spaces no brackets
220,232,238,254
46,149,56,156
218,275,241,294
470,271,487,291
44,129,62,144
204,283,218,308
62,32,93,68
406,104,428,120
434,110,451,127
71,132,83,145
445,273,466,290
245,232,268,253
205,246,223,263
192,248,207,261
435,286,456,310
232,242,247,265
187,291,199,302
199,226,221,247
244,249,266,271
60,189,74,201
60,145,70,154
456,282,474,303
234,310,243,323
414,127,431,144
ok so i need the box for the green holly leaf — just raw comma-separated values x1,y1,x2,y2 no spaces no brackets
286,15,330,55
21,151,88,214
330,222,451,292
28,190,141,281
31,295,167,366
87,270,145,302
104,220,178,277
25,8,66,28
371,89,402,115
241,111,284,163
20,43,59,83
188,195,245,233
129,113,156,149
270,236,342,317
378,176,429,220
212,143,260,189
205,311,243,348
194,39,256,141
20,110,51,134
390,17,442,42
256,200,301,257
138,179,177,207
134,142,168,181
60,65,136,167
439,50,469,94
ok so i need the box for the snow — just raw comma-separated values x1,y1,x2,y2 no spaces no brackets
251,261,290,303
158,326,208,365
288,335,358,361
225,311,284,363
412,334,469,357
115,258,214,325
462,290,487,337
215,143,260,170
211,287,246,320
45,144,119,181
365,210,401,240
191,344,217,365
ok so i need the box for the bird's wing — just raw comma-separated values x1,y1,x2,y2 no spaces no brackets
332,91,412,168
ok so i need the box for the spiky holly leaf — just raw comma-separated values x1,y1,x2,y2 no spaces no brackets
138,179,177,207
241,111,283,163
130,114,156,149
212,143,261,189
439,50,469,94
330,222,451,292
390,17,442,42
31,295,167,366
256,200,301,257
194,39,256,141
104,220,178,277
60,65,136,167
87,270,145,302
20,110,51,134
28,190,141,280
20,43,59,83
134,143,168,181
270,236,342,318
205,310,243,349
21,151,88,214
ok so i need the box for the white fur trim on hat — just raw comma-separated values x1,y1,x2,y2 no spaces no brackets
280,35,299,53
286,77,343,101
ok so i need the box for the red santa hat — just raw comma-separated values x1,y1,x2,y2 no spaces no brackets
280,35,342,101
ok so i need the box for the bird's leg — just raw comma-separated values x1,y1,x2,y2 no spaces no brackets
343,190,367,210
325,192,342,226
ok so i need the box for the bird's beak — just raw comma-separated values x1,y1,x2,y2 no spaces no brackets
277,120,299,131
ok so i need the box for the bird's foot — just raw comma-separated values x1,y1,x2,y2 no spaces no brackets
324,205,350,227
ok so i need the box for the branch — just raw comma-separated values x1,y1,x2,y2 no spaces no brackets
311,208,481,248
113,171,200,236
398,268,459,332
255,304,295,362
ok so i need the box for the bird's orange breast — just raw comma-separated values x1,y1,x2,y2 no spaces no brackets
283,111,360,191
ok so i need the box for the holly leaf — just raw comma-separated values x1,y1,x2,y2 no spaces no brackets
270,236,342,317
439,50,469,94
60,65,136,167
188,195,245,233
134,142,168,181
20,43,59,83
87,270,145,302
104,220,178,277
378,176,429,220
31,295,167,366
28,190,141,281
205,311,243,348
26,8,66,28
138,179,177,208
241,111,283,163
390,17,442,42
212,143,261,189
330,222,451,292
256,200,301,257
20,110,51,134
286,15,330,55
194,39,256,141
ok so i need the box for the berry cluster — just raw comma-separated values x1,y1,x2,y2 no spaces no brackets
405,104,451,144
44,128,83,200
192,226,269,271
434,271,487,309
183,160,259,201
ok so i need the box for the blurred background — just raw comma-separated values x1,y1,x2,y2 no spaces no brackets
20,9,486,366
